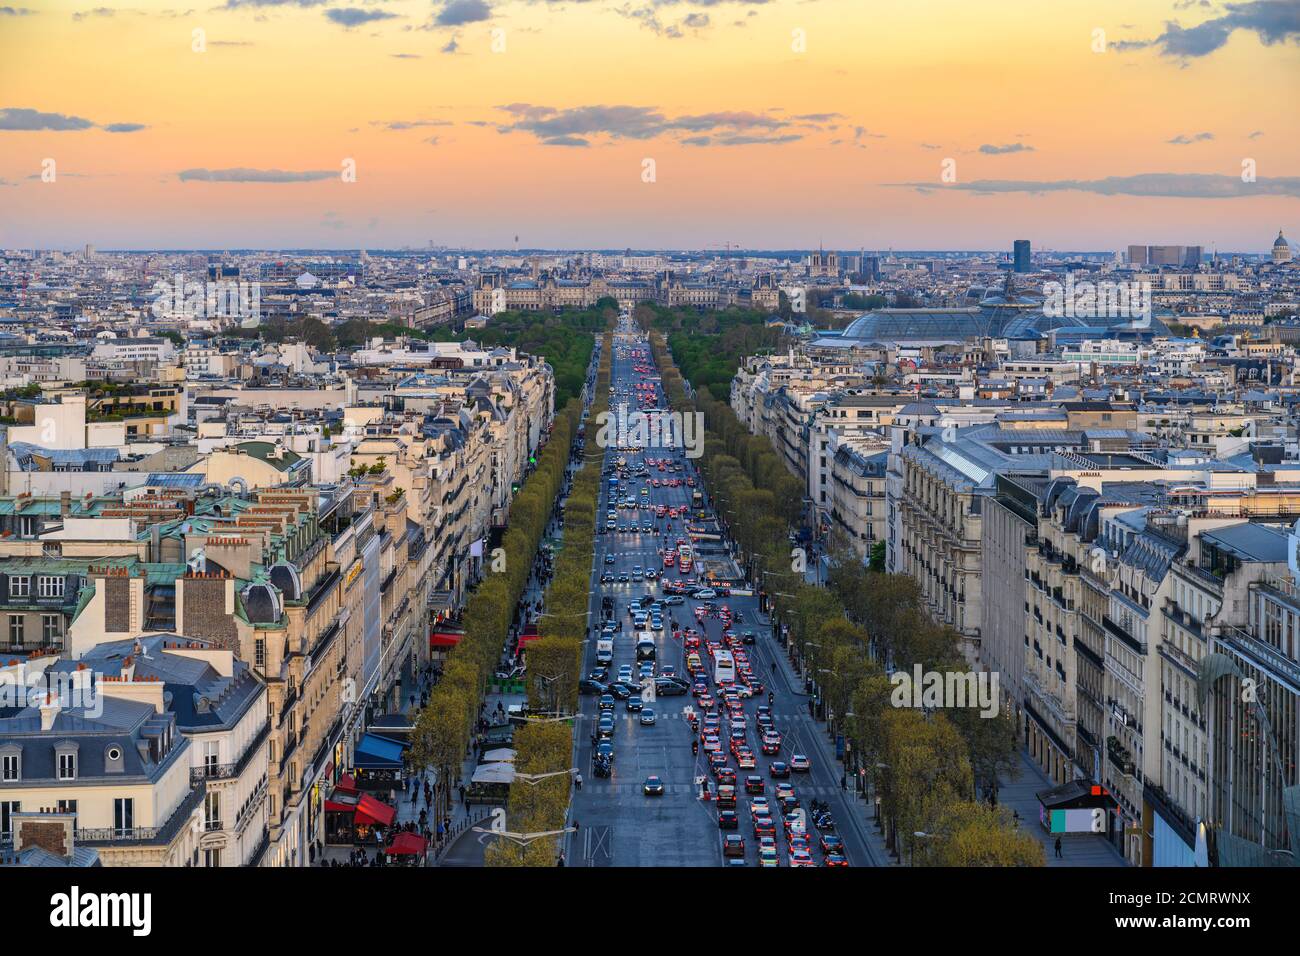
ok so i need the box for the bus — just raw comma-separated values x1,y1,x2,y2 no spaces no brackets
714,649,735,685
678,544,693,574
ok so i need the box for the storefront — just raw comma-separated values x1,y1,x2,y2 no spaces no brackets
352,733,409,793
324,774,398,846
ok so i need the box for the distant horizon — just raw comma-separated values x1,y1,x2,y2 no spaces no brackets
10,246,1284,259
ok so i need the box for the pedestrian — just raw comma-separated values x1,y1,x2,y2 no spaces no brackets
1054,837,1062,859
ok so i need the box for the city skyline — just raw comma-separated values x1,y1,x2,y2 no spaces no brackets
2,0,1298,249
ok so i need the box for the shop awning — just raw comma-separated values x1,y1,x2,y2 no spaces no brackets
355,733,407,770
324,796,358,813
430,630,465,648
481,748,516,763
387,832,428,856
353,793,396,828
471,762,516,785
517,631,542,646
335,773,358,794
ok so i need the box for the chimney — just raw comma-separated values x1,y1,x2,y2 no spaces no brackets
59,490,71,518
38,691,60,731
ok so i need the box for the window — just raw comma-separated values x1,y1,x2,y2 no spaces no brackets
8,576,29,598
255,638,265,668
42,614,62,644
58,752,76,780
0,801,19,843
56,799,77,820
37,576,65,599
204,791,221,831
0,753,18,781
204,847,223,868
113,798,134,836
8,616,23,646
203,741,220,776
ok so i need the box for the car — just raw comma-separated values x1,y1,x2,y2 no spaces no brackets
594,741,614,763
774,783,795,802
744,775,765,794
693,588,717,599
761,732,782,755
790,754,811,773
617,665,634,681
618,573,629,583
758,846,780,867
604,554,616,565
639,708,657,725
588,667,609,681
608,682,637,700
824,853,849,867
654,677,688,696
593,757,613,778
650,615,663,631
599,572,614,583
626,696,644,712
598,695,615,711
753,815,776,837
715,767,737,786
722,833,745,858
643,775,665,796
579,679,608,696
820,833,845,855
741,631,757,645
717,810,739,830
769,761,790,779
749,796,770,816
664,595,685,606
789,848,815,868
709,750,729,771
645,569,658,580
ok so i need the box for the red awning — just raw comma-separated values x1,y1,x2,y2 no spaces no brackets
430,630,464,648
335,773,358,793
518,631,542,646
353,793,396,828
324,798,357,813
387,832,429,856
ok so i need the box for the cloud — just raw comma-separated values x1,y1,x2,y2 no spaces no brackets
1113,0,1300,59
884,172,1300,198
0,7,37,14
491,103,833,147
0,107,95,131
1248,129,1265,138
178,167,336,182
325,8,397,26
919,142,942,150
209,39,254,46
390,52,421,58
682,12,708,27
71,7,116,19
103,122,148,133
222,0,329,7
435,0,490,26
978,142,1034,154
1167,131,1215,144
371,119,452,130
441,35,459,52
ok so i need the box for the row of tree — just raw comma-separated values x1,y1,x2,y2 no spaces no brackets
408,389,584,824
487,329,614,866
647,330,1041,866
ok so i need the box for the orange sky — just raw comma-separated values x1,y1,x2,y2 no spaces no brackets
0,0,1297,250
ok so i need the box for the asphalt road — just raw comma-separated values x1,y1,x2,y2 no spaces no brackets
565,318,880,868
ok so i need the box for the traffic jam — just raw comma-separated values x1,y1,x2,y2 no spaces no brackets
577,319,849,867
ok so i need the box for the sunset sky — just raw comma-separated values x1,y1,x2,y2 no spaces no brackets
1,0,1297,250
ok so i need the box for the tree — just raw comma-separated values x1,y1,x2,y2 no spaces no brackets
947,701,1020,802
915,801,1044,867
868,540,886,572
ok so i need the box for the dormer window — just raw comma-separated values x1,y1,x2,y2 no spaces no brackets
0,747,19,782
55,743,78,780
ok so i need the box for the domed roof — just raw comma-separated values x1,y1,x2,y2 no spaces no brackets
242,582,283,625
1275,230,1289,248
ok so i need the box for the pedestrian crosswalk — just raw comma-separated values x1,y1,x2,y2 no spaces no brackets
584,780,851,798
590,710,807,723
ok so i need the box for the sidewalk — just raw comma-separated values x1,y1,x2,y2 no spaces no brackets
994,751,1127,866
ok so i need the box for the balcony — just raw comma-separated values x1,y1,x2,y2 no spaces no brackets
190,722,270,785
76,780,206,846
